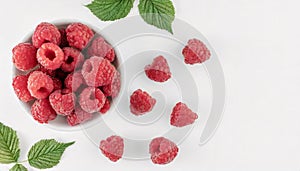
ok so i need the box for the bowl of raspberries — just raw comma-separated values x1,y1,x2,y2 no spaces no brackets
12,21,121,129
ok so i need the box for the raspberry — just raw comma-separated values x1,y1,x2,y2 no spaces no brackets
130,89,156,115
66,23,94,50
102,70,121,98
87,37,115,62
12,75,34,102
31,98,57,124
67,106,93,126
12,43,38,71
49,89,76,116
37,43,64,70
32,22,61,48
100,98,110,114
79,87,106,113
52,78,62,91
170,102,198,127
99,135,124,162
59,28,69,47
81,57,116,87
61,47,84,72
149,137,179,165
144,56,171,82
64,71,84,92
182,39,211,64
27,71,54,99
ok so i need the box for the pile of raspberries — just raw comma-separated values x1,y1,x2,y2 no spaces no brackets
12,22,120,126
12,21,211,165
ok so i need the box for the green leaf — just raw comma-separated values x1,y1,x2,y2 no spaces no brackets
138,0,175,33
0,122,20,164
9,164,28,171
27,139,75,169
86,0,135,21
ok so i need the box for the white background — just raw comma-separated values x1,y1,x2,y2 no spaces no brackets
0,0,300,170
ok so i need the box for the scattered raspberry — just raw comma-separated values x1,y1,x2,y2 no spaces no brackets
79,87,106,113
66,23,94,50
87,36,115,62
32,22,61,48
67,106,93,126
64,71,84,92
182,39,211,64
130,89,156,115
81,56,116,87
37,43,64,70
31,98,57,124
61,47,84,72
99,135,124,162
149,137,179,165
100,98,110,114
27,71,54,99
49,89,76,116
145,56,171,82
59,28,69,47
102,70,121,98
170,102,198,127
12,75,34,102
12,43,38,71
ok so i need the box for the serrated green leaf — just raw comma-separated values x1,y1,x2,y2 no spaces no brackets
27,139,75,169
0,122,20,164
86,0,135,21
138,0,175,33
9,164,28,171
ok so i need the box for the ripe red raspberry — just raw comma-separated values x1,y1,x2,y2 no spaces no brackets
27,71,54,99
67,106,93,126
170,102,198,127
145,56,171,82
59,28,69,47
182,39,211,64
79,87,106,113
87,37,115,62
12,43,38,71
102,70,121,98
66,23,94,50
99,135,124,162
52,78,62,91
100,98,110,114
149,137,179,165
81,57,116,87
37,43,64,70
64,71,84,92
12,75,34,102
32,22,61,48
61,47,84,72
130,89,156,115
31,98,57,124
49,89,76,116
